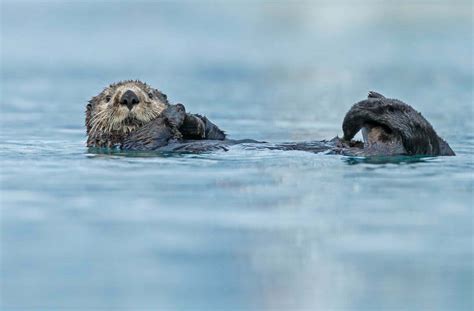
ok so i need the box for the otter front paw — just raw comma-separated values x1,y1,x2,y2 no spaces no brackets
179,114,226,140
197,114,226,140
121,116,182,151
161,104,186,128
180,114,207,139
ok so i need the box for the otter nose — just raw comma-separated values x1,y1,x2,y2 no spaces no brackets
120,90,140,110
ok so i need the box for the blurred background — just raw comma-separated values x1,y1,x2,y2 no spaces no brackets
1,1,473,310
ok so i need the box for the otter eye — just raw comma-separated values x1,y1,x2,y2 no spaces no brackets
105,95,112,102
148,92,154,99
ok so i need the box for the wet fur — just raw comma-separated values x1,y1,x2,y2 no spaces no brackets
342,92,454,156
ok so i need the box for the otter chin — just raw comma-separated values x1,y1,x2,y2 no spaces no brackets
86,80,169,148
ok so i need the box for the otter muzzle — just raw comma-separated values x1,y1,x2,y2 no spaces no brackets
120,90,140,110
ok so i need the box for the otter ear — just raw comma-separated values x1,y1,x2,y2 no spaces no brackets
342,98,443,155
154,89,169,105
161,93,169,105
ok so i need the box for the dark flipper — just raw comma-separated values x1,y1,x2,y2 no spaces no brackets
342,93,455,156
161,103,186,128
199,114,226,140
180,114,226,140
179,114,206,139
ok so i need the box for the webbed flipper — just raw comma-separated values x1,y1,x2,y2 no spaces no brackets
179,114,207,139
197,114,226,140
180,114,226,140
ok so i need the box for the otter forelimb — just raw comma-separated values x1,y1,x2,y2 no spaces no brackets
179,114,226,140
121,104,226,151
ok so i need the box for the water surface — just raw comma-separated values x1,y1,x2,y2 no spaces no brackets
1,1,473,310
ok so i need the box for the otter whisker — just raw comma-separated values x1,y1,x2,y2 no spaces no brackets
89,109,111,134
90,110,109,127
90,114,107,129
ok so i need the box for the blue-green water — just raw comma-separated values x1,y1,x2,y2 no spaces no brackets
1,1,473,310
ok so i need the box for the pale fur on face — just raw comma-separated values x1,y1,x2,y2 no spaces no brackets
86,80,169,138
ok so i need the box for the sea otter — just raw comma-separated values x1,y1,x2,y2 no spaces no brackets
86,80,225,149
86,81,455,156
340,91,455,156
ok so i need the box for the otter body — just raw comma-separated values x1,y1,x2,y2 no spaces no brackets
86,81,454,156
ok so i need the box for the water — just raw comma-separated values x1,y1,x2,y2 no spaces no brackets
1,1,473,310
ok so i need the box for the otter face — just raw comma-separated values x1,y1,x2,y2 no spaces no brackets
86,80,169,147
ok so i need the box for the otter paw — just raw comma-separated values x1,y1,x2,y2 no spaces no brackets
180,114,207,139
162,104,186,128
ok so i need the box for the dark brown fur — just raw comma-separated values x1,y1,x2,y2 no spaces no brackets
342,92,455,156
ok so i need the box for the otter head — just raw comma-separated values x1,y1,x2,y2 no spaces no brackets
86,80,169,147
342,91,455,156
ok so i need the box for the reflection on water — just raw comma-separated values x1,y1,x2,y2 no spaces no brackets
344,155,433,165
1,1,473,310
